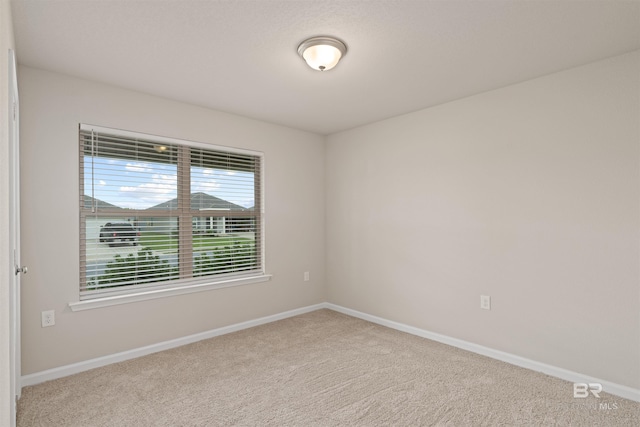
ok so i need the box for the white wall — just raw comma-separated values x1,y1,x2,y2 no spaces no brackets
0,1,15,425
18,66,326,374
326,52,640,389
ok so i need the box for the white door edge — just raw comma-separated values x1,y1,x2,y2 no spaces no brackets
8,47,21,427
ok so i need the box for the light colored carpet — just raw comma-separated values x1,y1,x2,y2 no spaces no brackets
17,309,640,426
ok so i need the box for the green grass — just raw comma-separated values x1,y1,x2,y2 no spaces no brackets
139,232,253,253
139,233,176,251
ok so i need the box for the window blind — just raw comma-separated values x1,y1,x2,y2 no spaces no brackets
79,125,263,300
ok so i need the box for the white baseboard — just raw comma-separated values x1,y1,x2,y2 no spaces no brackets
21,303,326,387
22,301,640,403
325,303,640,403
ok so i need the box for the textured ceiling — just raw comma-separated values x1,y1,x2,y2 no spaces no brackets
11,0,640,135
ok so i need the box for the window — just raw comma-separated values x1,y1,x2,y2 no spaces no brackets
79,124,264,301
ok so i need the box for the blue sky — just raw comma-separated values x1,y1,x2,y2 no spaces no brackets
84,156,255,210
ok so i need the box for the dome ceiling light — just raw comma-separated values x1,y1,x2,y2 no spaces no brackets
297,36,347,71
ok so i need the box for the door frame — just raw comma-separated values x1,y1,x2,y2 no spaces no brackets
8,47,21,426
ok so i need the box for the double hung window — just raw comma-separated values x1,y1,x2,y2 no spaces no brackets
79,124,263,301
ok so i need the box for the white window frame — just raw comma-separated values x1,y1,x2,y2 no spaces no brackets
70,124,269,311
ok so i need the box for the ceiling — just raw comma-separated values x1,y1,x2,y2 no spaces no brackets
11,0,640,135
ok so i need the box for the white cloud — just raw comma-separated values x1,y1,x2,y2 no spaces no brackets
125,162,153,173
117,173,177,209
192,166,221,194
192,179,220,193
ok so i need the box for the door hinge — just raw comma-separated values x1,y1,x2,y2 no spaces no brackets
12,101,17,121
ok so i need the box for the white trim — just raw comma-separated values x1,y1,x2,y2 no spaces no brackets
22,303,325,387
325,303,640,403
24,302,640,403
69,274,272,311
8,48,22,427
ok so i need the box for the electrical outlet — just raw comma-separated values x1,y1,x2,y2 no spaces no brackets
41,310,55,327
304,271,310,282
480,295,491,310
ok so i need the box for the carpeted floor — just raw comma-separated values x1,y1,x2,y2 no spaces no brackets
17,309,640,426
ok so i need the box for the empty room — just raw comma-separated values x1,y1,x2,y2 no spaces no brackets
1,0,639,426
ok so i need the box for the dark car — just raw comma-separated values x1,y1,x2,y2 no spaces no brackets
99,222,140,247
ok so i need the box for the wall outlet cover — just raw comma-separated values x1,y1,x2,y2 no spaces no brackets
41,310,55,327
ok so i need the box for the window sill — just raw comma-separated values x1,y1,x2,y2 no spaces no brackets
69,274,272,312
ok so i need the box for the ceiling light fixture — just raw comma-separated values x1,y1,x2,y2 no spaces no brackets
297,36,347,71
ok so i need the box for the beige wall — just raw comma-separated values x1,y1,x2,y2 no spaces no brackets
326,52,640,389
18,66,326,374
0,0,15,425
